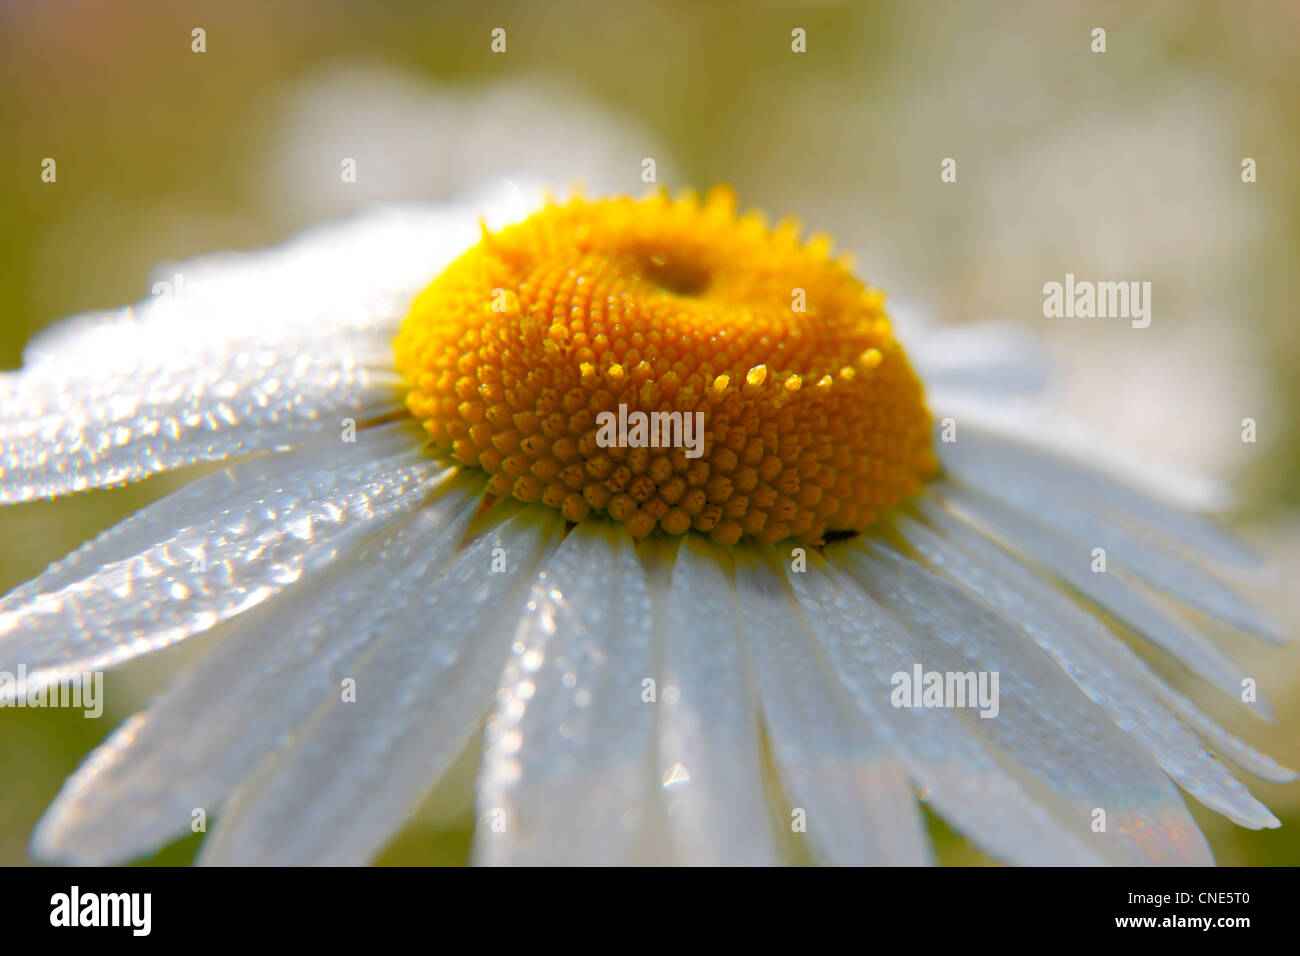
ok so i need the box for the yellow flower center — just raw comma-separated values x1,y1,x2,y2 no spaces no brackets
394,188,935,545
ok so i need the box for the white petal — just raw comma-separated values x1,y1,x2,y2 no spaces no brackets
842,541,1215,865
909,502,1294,790
647,536,779,865
30,476,486,864
938,429,1286,643
1159,685,1297,784
0,184,537,504
736,548,931,866
0,421,445,700
786,551,1108,866
937,420,1254,565
908,319,1054,406
895,509,1284,829
474,521,659,865
1,327,403,504
199,507,561,866
935,483,1265,714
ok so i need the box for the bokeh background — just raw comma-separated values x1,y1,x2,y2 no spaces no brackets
1,0,1298,865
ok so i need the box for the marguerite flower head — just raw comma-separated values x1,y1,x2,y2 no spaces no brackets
395,187,934,544
1,181,1292,867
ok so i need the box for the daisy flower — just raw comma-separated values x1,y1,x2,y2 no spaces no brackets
1,181,1291,867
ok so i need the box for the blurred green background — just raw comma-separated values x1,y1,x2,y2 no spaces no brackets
1,0,1298,865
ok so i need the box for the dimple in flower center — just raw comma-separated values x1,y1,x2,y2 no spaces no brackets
394,188,936,546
